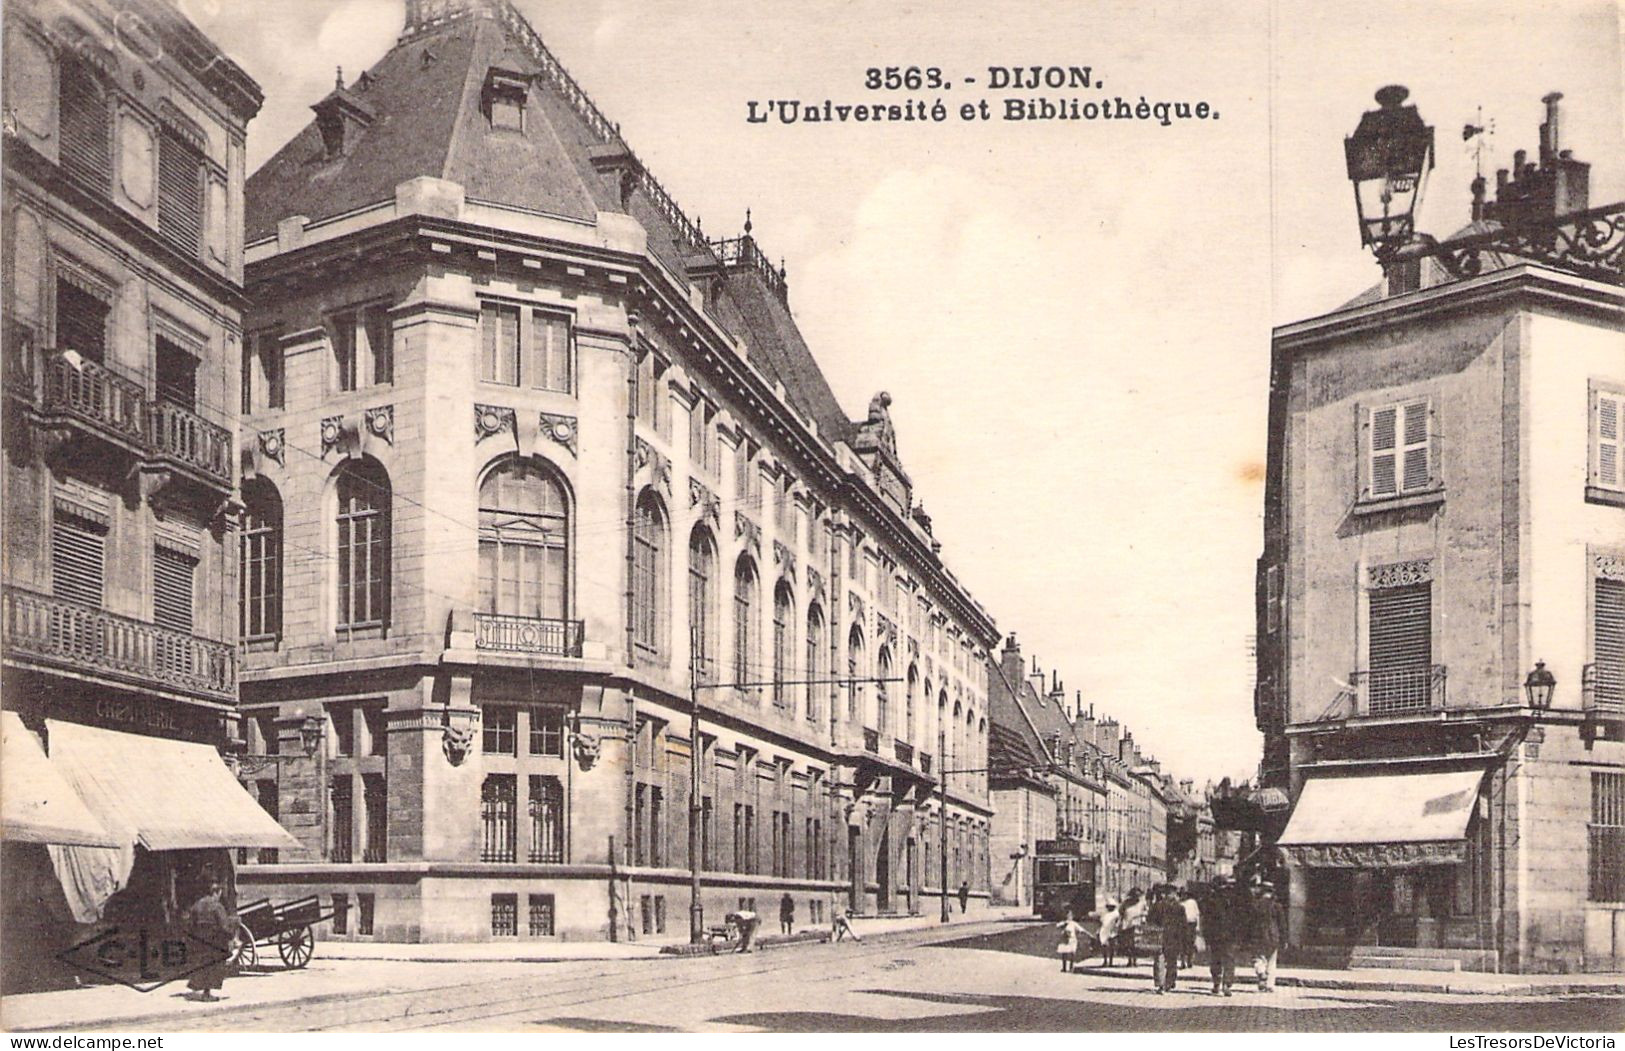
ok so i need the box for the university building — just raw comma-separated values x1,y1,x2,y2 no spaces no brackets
1257,90,1624,971
1,0,289,990
233,0,997,942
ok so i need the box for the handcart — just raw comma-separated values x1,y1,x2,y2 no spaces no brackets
232,895,344,969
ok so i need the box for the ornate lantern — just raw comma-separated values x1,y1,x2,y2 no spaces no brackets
1524,660,1556,709
1345,85,1435,257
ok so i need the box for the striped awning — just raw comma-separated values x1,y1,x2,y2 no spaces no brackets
1277,767,1485,868
1,712,120,847
47,719,299,851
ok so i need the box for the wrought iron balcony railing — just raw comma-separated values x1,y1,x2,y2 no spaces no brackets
149,399,233,485
41,351,146,446
863,727,880,753
471,612,585,657
2,587,235,701
1353,664,1447,715
1583,663,1625,714
894,739,914,766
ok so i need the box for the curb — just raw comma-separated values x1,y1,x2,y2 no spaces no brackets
1073,966,1625,998
660,931,832,956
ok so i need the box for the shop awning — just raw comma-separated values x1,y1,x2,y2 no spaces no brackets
1276,767,1486,868
47,720,300,851
1,712,120,847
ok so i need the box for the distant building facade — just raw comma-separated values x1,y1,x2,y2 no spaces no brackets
1257,95,1624,972
232,0,997,942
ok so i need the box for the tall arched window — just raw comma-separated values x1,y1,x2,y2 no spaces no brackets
847,626,865,719
632,492,666,654
772,583,793,710
688,528,717,678
905,664,919,744
876,646,893,735
805,605,825,722
335,458,390,630
240,478,283,642
732,556,758,698
478,458,569,620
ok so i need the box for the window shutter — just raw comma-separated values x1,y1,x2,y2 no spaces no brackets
1402,400,1431,492
1368,582,1431,713
58,59,111,194
153,546,196,632
1369,406,1398,497
1596,392,1621,490
364,309,392,385
157,130,204,256
52,513,105,607
1598,578,1625,705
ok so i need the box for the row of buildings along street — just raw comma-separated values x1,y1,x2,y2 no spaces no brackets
0,0,1621,1015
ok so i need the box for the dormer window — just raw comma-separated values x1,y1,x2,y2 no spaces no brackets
311,74,377,160
483,68,529,132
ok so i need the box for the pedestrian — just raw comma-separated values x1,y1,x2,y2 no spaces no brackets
725,908,759,953
831,902,861,943
957,880,970,914
1150,886,1191,994
779,892,796,936
1120,888,1145,967
1180,885,1202,970
1247,880,1283,993
1198,877,1239,996
1055,908,1085,973
182,872,237,1002
1096,899,1121,967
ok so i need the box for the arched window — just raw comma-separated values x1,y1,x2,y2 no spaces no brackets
632,492,666,654
335,459,390,630
688,527,717,678
478,458,568,620
876,647,893,735
732,556,758,698
772,583,793,710
240,478,283,642
847,626,865,719
805,604,825,722
905,664,919,744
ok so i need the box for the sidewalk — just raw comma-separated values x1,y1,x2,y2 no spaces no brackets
318,940,663,963
1076,961,1625,997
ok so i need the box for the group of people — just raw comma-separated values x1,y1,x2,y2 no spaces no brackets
1055,875,1284,995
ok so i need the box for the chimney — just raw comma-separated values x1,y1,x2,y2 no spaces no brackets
1539,91,1562,165
999,633,1024,685
1484,92,1591,226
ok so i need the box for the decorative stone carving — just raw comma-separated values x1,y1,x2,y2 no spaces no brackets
258,428,286,467
572,731,601,771
877,613,898,644
1596,552,1625,581
442,722,475,766
807,566,825,600
690,477,719,525
1368,558,1433,589
538,412,578,455
365,405,393,445
320,415,346,457
735,510,761,555
773,539,796,578
908,637,920,658
475,403,515,442
635,437,672,494
848,592,866,625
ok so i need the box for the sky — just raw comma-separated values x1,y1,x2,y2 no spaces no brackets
185,0,1623,785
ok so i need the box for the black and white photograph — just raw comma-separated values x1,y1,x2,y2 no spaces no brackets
0,0,1621,1037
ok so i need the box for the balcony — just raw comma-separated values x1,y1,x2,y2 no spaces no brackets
894,739,914,766
472,612,584,657
1583,663,1625,714
863,726,880,753
1353,664,1447,716
40,351,147,449
2,587,235,702
148,399,233,486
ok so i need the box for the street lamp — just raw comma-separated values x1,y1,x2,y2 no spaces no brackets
1524,660,1557,709
1345,85,1435,258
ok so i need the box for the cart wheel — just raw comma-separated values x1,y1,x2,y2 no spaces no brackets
233,923,258,969
278,925,314,969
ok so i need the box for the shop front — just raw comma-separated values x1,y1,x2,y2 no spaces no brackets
1277,767,1489,954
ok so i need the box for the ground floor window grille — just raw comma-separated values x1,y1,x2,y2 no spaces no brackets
481,775,517,862
528,894,555,936
357,894,375,936
528,775,563,862
654,896,667,934
1591,772,1625,902
331,893,348,934
640,895,653,935
491,893,518,936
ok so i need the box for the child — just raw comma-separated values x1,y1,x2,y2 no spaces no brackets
1056,909,1085,973
1097,899,1121,967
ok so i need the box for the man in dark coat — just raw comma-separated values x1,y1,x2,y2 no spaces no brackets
1247,880,1284,992
1149,885,1191,994
183,874,237,1001
957,880,970,913
1197,877,1239,996
779,892,796,935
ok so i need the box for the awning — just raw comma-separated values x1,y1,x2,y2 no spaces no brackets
1,712,120,847
1276,767,1486,868
47,720,300,851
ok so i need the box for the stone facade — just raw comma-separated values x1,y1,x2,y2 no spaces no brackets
232,0,997,943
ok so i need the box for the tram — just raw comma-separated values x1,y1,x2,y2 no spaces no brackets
1033,838,1098,921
